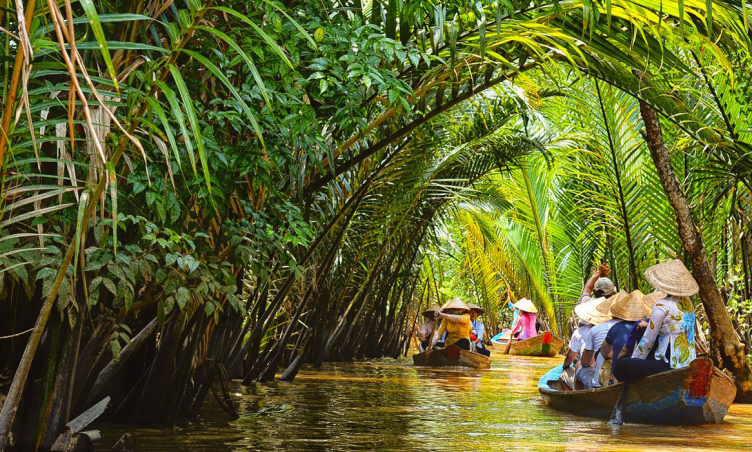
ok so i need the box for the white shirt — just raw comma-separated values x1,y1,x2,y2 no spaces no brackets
583,319,618,388
633,296,696,369
568,323,592,360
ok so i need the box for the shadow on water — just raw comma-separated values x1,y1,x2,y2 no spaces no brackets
94,354,752,451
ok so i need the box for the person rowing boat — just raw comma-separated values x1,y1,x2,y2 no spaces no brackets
467,303,491,357
430,298,472,351
418,304,441,352
508,298,538,341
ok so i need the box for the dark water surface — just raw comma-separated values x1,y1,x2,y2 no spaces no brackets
95,353,752,451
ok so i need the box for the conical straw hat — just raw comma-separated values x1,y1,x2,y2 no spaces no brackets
513,298,538,314
642,291,666,311
574,297,610,325
609,290,649,321
442,297,470,312
423,304,442,316
467,302,484,315
644,259,699,296
597,290,627,315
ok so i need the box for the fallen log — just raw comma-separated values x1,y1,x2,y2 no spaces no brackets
50,398,110,452
110,432,135,452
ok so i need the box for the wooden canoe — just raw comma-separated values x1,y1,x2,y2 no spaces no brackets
507,332,564,357
538,357,736,425
412,345,491,369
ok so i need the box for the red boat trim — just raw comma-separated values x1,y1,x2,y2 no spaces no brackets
688,358,713,399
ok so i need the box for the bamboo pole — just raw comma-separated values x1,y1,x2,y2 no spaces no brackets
0,0,37,172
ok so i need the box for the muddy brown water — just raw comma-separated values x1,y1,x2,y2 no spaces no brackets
94,354,752,451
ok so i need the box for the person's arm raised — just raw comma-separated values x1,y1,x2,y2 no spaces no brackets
582,262,611,296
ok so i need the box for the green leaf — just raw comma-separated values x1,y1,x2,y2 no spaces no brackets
168,65,212,197
176,286,190,309
111,339,122,362
156,80,197,177
182,49,265,145
145,98,182,170
73,193,89,278
212,6,294,68
124,288,133,312
79,0,120,93
102,277,117,296
194,26,271,109
259,0,318,49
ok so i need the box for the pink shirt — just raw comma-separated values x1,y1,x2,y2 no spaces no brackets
511,312,537,340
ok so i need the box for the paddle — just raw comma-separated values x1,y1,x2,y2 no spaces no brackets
503,332,513,355
608,382,629,426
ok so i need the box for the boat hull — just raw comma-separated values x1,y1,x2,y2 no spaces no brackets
412,345,491,369
508,332,564,357
538,358,736,425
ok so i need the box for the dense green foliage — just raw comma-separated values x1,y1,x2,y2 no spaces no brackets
2,0,752,445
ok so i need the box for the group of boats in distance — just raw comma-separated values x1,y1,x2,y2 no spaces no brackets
412,331,736,425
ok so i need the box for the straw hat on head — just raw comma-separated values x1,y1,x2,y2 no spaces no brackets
574,297,610,325
441,297,470,313
644,259,699,297
596,290,627,315
642,291,666,311
513,298,538,314
422,304,442,316
467,302,484,315
609,290,649,321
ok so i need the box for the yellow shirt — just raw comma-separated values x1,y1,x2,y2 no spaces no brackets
437,314,471,346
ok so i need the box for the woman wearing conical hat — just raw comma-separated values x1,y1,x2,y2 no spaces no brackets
508,299,538,341
596,290,651,387
418,304,441,352
613,260,698,383
430,298,473,351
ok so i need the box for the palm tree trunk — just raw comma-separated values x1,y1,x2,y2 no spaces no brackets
637,84,752,402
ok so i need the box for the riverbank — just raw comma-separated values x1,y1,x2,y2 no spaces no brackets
94,355,752,451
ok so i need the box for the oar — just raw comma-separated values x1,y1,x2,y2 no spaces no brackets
608,382,629,426
503,332,513,355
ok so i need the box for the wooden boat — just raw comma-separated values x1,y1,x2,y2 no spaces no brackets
506,332,564,357
412,345,491,369
538,357,736,425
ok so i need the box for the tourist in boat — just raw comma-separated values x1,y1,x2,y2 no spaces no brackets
467,303,491,357
418,304,441,352
509,298,538,340
596,290,651,386
575,291,627,389
578,262,615,305
612,260,698,383
599,290,666,385
430,297,473,350
559,296,609,389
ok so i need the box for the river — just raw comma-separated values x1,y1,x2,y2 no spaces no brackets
95,354,752,451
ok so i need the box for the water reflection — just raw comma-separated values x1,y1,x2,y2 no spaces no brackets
94,355,752,451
